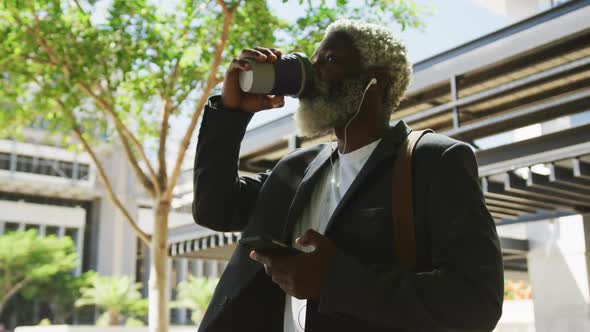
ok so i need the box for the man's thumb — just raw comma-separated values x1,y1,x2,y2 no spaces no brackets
296,229,322,247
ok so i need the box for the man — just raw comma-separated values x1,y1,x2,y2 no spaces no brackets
193,19,503,332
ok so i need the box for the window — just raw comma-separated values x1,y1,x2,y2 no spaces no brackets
16,155,34,173
65,228,78,246
38,158,59,176
59,161,74,178
25,224,39,232
10,153,90,180
46,226,60,236
0,152,11,170
4,222,21,232
78,164,90,180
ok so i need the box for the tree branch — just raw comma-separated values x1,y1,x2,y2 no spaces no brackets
115,121,157,197
72,0,87,15
31,15,71,77
169,56,182,93
50,99,151,244
1,277,32,312
23,13,160,197
157,100,171,191
216,0,229,12
71,123,152,245
61,115,148,243
77,82,161,197
165,1,240,201
22,55,54,65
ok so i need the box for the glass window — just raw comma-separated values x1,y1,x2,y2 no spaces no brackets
4,222,21,233
38,158,58,176
46,226,60,236
78,164,90,180
16,155,34,173
65,228,78,246
59,161,74,179
0,152,11,170
25,224,39,232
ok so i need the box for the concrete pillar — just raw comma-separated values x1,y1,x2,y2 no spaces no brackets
9,142,16,175
72,154,79,183
0,221,4,234
167,259,173,300
192,259,204,278
38,224,46,236
75,227,84,276
94,143,138,276
207,260,219,278
526,214,590,332
142,244,151,297
176,258,189,324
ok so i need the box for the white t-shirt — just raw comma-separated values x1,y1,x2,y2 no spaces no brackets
283,138,382,332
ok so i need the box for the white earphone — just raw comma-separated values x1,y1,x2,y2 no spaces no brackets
367,77,378,89
329,77,379,185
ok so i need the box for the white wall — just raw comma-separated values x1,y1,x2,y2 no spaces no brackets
526,214,590,332
94,143,138,277
0,200,85,228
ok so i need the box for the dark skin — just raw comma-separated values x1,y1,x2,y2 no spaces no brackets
221,31,391,300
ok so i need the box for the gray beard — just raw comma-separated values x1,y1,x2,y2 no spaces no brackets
294,77,366,138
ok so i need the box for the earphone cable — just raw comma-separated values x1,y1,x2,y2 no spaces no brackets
342,80,374,155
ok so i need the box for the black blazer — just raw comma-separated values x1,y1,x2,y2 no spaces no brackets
193,96,504,332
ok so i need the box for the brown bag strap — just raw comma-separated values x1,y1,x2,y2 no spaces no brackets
392,129,433,272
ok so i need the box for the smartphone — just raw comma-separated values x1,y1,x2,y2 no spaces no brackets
239,235,303,256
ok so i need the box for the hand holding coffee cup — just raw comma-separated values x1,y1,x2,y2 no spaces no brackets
222,47,287,113
239,52,313,98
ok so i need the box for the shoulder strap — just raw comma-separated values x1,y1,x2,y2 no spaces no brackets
392,129,433,272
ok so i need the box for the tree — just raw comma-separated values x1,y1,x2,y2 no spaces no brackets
0,230,77,315
75,274,148,326
171,275,218,325
0,1,426,331
21,271,96,324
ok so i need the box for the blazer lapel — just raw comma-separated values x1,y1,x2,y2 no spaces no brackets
281,143,338,241
324,120,411,234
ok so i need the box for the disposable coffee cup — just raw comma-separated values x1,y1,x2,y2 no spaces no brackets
239,52,313,98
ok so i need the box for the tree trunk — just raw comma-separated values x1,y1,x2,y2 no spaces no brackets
149,201,170,332
108,308,121,326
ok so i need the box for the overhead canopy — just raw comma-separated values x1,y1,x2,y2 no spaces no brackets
169,231,241,261
478,123,590,224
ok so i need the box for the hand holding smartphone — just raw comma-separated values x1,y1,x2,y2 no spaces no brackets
239,235,303,256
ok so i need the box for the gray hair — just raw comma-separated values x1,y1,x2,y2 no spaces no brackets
325,19,412,120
